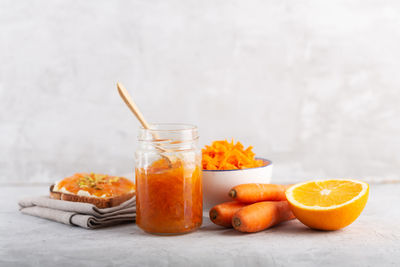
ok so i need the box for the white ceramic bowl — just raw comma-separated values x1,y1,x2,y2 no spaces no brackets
202,158,273,210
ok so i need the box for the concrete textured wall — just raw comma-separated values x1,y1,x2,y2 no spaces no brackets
1,0,399,184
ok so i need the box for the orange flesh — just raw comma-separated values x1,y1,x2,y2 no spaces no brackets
135,158,203,234
292,180,363,207
202,140,266,170
56,173,135,198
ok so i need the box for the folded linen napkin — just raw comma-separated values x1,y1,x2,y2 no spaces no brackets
19,196,136,229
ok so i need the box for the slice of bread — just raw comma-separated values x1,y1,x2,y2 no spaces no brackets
49,173,135,208
50,184,135,208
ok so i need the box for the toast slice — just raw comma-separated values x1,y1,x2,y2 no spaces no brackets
50,173,135,209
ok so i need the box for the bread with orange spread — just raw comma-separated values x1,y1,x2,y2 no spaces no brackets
50,173,136,208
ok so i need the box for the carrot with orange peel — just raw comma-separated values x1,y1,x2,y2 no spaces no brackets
229,183,292,203
209,201,247,228
232,201,295,233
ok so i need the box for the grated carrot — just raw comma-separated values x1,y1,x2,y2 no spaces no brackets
202,140,265,170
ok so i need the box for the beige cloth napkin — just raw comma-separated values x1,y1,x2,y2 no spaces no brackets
19,196,136,229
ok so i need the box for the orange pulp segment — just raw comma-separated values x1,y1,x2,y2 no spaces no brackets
290,180,364,208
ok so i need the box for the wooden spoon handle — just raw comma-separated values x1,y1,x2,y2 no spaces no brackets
116,82,173,163
117,82,151,129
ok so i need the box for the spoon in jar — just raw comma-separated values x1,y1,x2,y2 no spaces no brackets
116,82,173,164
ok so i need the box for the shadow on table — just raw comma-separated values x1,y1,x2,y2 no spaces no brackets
111,216,342,237
199,219,342,236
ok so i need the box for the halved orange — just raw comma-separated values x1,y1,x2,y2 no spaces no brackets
285,179,369,230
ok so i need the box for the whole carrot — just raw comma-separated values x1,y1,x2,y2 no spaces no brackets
229,183,292,203
209,201,247,228
232,201,295,233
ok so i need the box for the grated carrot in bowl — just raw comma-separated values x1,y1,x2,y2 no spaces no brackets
202,140,265,170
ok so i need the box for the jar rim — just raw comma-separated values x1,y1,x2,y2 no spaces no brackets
139,123,197,132
138,123,198,143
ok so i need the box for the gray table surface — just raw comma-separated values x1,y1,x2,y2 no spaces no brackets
1,183,399,267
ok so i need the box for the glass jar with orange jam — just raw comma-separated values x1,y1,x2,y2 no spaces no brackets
135,124,202,235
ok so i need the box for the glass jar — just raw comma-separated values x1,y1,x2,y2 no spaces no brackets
135,123,202,235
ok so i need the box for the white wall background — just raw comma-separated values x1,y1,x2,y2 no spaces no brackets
1,0,400,184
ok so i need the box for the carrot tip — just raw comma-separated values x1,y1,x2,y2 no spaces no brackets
209,209,218,220
232,217,241,228
229,189,237,199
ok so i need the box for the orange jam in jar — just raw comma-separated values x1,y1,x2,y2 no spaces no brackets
135,124,202,235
